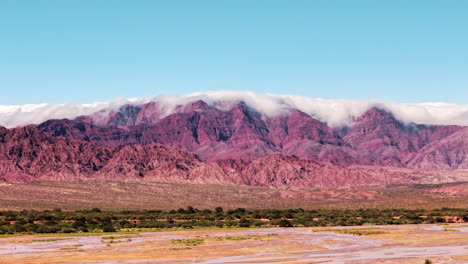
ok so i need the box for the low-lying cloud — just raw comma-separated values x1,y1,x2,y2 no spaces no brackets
1,90,468,128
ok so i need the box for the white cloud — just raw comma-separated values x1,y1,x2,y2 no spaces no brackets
1,90,468,128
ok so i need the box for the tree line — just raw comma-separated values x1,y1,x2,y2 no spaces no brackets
0,207,466,235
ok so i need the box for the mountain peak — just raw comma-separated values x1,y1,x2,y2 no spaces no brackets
355,107,397,123
32,100,468,171
176,99,212,113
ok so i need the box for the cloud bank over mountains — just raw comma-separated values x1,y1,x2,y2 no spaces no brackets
1,90,468,128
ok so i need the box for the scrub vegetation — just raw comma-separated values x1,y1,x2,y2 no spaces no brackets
0,207,466,235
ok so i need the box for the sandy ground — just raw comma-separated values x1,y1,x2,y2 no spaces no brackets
0,224,467,264
1,181,467,211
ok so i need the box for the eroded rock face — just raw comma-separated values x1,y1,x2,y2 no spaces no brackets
0,126,113,182
4,99,468,188
0,126,235,184
6,100,468,188
0,126,427,187
1,124,468,187
234,155,423,188
406,128,468,170
36,101,467,171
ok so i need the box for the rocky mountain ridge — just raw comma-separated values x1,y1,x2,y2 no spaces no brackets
37,100,467,170
2,125,467,188
1,100,467,188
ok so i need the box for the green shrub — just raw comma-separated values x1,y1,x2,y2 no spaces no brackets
101,224,116,232
278,219,293,227
239,218,251,228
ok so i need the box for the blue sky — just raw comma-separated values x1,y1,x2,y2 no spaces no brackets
1,0,467,105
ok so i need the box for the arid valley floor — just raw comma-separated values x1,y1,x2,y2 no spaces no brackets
0,224,467,264
0,181,467,263
1,181,467,211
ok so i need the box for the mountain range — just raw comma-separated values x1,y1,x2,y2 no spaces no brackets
1,99,467,188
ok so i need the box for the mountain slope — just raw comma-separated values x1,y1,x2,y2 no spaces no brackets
406,128,468,170
36,101,466,170
4,125,467,187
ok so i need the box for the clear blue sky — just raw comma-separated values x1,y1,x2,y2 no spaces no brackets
1,0,467,105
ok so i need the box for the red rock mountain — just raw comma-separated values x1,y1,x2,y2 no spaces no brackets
3,125,465,188
1,100,467,187
37,101,466,169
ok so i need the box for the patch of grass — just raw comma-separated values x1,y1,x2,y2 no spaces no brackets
59,247,80,250
225,236,249,241
443,228,460,232
119,226,274,233
32,238,70,242
0,235,15,238
0,227,272,240
0,232,136,239
170,247,192,250
313,228,385,236
36,231,138,237
171,238,204,246
217,233,278,242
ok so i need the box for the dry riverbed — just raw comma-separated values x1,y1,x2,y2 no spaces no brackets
0,224,467,263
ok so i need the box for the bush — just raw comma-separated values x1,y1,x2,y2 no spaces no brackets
36,225,61,233
62,228,76,233
278,219,293,227
253,220,264,227
0,208,465,234
182,223,193,229
101,224,116,232
77,226,88,232
239,218,251,228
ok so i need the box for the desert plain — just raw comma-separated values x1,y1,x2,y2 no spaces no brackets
0,224,467,264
